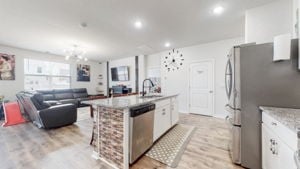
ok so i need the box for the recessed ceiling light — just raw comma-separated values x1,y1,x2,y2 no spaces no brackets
165,42,171,47
213,6,224,15
134,21,143,29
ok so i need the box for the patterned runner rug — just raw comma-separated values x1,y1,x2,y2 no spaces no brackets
146,124,196,168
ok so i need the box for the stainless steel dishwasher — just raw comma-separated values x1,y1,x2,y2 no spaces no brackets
129,103,155,164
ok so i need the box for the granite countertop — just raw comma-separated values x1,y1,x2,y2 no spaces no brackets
260,106,300,133
82,94,179,109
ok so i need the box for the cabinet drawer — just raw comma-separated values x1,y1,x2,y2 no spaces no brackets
262,112,297,150
155,99,170,108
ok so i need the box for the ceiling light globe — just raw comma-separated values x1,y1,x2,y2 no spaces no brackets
213,6,224,15
134,21,142,29
165,42,171,47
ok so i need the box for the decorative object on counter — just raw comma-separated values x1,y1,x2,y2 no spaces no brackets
273,33,291,61
77,64,90,82
0,53,15,80
163,49,184,72
146,124,195,167
147,67,161,93
110,89,114,98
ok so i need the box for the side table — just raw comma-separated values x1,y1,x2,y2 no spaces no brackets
0,101,4,120
0,100,9,120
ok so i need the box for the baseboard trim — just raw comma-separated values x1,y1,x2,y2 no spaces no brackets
213,114,227,119
178,110,189,114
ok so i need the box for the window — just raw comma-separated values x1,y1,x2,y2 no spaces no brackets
24,59,71,90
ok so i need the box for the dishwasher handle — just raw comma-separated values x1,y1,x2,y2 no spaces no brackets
130,103,156,117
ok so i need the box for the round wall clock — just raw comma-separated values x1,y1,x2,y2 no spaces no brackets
163,49,184,72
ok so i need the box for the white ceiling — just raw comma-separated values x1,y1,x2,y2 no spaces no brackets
0,0,276,61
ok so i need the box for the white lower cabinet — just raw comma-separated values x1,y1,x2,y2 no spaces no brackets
171,97,179,126
262,113,297,169
262,124,280,169
277,136,297,169
153,97,178,142
153,104,171,141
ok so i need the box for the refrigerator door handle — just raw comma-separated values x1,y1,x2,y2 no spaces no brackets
225,59,233,100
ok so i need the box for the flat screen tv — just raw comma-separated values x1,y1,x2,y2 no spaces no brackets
111,66,129,81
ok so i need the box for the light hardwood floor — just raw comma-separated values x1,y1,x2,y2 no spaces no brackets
0,108,243,169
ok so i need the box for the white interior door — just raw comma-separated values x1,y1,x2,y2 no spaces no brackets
189,61,214,116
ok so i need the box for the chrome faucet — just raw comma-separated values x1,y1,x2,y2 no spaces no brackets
142,79,155,96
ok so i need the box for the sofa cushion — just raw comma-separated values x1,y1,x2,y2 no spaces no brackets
42,94,55,101
72,88,88,98
73,93,88,99
33,93,44,104
44,100,61,106
53,89,74,100
59,99,78,105
31,93,51,110
77,97,90,102
36,90,55,101
54,93,74,100
72,88,87,93
54,89,73,93
36,89,54,94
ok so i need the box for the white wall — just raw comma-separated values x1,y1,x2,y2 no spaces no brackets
245,0,293,44
146,37,244,118
108,55,145,93
138,55,146,93
293,0,299,38
109,56,136,92
0,45,107,101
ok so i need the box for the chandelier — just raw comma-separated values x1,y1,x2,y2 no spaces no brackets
64,45,88,62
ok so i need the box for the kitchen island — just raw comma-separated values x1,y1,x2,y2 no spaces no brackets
82,94,179,169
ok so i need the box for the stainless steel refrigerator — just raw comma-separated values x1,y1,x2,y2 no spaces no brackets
225,39,300,169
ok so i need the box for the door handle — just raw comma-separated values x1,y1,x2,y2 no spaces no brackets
209,91,213,93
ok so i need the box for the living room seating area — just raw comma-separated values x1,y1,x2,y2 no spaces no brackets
16,91,77,129
14,88,101,129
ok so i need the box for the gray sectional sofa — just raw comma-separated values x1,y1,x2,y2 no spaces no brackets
36,88,90,107
17,91,77,129
16,88,92,129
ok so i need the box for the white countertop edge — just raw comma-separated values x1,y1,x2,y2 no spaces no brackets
82,94,179,109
